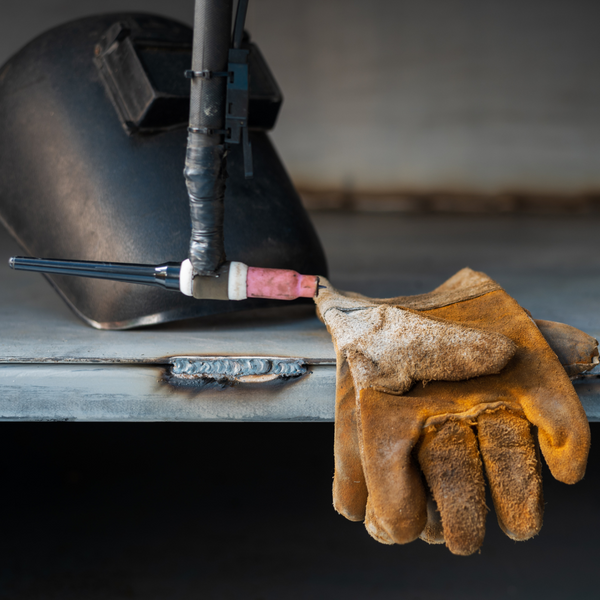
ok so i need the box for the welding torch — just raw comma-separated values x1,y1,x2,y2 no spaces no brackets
8,257,320,301
8,2,326,304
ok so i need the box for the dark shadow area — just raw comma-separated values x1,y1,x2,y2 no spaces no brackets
0,422,597,599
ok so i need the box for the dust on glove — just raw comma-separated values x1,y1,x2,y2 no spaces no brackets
316,268,593,555
315,272,516,395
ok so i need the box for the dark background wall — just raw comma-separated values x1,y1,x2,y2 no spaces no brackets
1,422,599,599
3,0,600,196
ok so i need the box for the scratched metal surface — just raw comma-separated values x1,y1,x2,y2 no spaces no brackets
0,364,335,421
0,229,335,364
0,364,598,422
318,213,600,338
1,213,600,421
3,213,600,362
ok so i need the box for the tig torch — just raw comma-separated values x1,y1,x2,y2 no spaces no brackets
8,2,325,304
8,257,320,301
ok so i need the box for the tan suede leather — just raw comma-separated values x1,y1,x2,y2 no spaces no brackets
535,319,599,377
318,269,593,556
316,276,516,395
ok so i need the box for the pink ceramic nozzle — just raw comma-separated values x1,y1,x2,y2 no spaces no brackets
246,267,319,300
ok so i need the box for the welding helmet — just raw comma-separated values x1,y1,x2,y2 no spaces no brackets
0,13,327,329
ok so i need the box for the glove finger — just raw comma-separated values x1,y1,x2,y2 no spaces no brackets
419,489,445,545
534,319,599,378
332,357,368,521
518,371,590,485
357,388,427,544
364,502,395,545
523,318,590,485
477,410,543,541
418,420,487,556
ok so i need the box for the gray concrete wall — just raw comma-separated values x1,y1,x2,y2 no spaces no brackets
2,0,600,195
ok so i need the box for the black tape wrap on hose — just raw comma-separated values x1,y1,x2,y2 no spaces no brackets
185,0,233,275
185,139,227,274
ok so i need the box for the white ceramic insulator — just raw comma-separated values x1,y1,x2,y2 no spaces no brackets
228,261,248,300
179,259,194,296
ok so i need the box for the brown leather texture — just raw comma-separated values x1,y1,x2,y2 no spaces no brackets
316,275,517,395
321,269,592,556
535,319,599,377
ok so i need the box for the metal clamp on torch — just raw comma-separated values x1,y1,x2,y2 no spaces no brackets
8,0,322,303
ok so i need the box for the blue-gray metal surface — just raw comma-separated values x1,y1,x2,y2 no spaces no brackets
1,212,599,421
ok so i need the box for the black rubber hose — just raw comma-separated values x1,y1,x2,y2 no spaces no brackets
185,0,234,275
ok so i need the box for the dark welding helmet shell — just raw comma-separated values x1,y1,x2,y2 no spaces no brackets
0,13,327,329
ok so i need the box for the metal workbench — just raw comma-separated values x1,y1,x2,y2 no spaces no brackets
1,212,599,421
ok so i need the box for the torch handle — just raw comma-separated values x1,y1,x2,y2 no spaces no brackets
9,256,181,290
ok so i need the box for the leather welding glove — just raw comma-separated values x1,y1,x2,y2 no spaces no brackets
316,268,592,556
417,316,597,551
